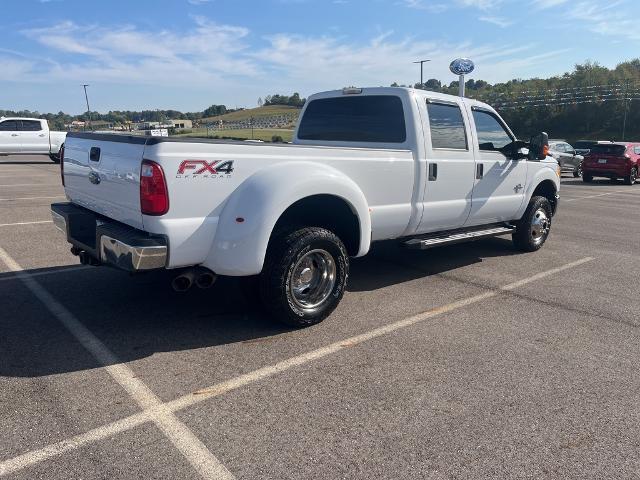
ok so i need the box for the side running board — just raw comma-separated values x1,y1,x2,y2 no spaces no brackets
403,225,515,250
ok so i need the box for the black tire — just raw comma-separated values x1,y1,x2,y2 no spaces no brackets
49,153,60,164
624,166,638,185
582,173,593,183
574,161,583,178
259,227,348,327
513,196,553,252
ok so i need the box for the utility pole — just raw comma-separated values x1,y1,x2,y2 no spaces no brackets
622,79,630,141
413,59,431,88
82,84,91,130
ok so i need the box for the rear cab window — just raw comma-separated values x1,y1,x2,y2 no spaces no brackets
297,95,407,144
426,101,468,150
20,120,43,131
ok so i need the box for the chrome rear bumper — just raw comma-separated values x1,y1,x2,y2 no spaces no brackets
51,202,167,272
99,235,167,271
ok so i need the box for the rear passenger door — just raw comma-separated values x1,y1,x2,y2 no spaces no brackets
466,107,528,225
418,98,476,232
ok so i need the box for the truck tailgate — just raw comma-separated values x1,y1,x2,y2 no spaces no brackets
63,133,145,230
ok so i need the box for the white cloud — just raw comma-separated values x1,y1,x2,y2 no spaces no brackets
7,16,573,110
531,0,569,9
566,0,640,41
478,15,513,27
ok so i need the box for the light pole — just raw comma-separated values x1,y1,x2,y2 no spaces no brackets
413,59,431,88
622,79,630,141
82,84,91,130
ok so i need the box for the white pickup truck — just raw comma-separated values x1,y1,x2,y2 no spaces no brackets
0,117,66,162
51,87,560,327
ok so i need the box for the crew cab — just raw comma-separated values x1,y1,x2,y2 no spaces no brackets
582,142,640,185
0,117,66,162
51,87,560,327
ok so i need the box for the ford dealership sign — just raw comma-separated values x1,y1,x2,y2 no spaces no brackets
449,58,475,76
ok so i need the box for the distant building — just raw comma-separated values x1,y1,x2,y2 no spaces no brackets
171,119,192,129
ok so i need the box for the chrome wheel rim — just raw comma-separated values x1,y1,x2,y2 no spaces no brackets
289,249,336,312
531,208,550,245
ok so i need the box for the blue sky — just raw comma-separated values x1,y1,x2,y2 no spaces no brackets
1,0,638,114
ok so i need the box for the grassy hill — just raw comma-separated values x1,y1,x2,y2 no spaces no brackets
202,105,301,123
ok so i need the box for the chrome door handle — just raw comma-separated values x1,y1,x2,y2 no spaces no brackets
514,184,524,192
11,134,19,137
38,134,46,137
476,163,484,179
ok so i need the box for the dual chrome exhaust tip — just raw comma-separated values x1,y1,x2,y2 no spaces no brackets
171,267,217,292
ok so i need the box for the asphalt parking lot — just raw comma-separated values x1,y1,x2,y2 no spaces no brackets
1,154,639,479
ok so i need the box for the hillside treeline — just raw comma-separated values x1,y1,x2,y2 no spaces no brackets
4,61,640,141
404,60,640,142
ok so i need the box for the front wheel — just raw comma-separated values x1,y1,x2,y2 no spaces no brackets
624,166,638,185
513,196,553,252
260,227,349,327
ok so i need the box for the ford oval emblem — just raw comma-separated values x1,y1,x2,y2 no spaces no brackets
450,58,475,75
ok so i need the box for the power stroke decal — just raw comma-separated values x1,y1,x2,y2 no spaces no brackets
176,160,234,179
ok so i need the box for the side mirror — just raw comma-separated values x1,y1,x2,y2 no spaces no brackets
499,139,528,160
528,132,549,160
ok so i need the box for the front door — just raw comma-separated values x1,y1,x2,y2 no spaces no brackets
0,119,21,153
419,98,476,233
466,108,527,226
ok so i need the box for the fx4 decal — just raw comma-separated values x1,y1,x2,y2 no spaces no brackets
176,160,234,177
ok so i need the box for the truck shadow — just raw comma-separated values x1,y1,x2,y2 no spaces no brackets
0,160,56,165
0,237,518,378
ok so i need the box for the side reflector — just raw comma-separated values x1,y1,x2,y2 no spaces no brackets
140,159,169,216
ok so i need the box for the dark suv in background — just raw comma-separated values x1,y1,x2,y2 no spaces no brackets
582,142,640,185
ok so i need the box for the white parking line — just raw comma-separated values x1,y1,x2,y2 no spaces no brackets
0,255,594,477
0,220,53,228
0,246,235,480
0,195,65,202
564,190,639,202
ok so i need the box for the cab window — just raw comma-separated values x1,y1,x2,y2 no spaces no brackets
426,102,468,150
20,120,43,131
472,109,513,151
0,120,19,131
297,95,407,143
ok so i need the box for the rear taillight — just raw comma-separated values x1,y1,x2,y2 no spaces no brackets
59,145,65,186
140,159,169,216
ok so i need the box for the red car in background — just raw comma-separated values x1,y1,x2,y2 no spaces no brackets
582,142,640,185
